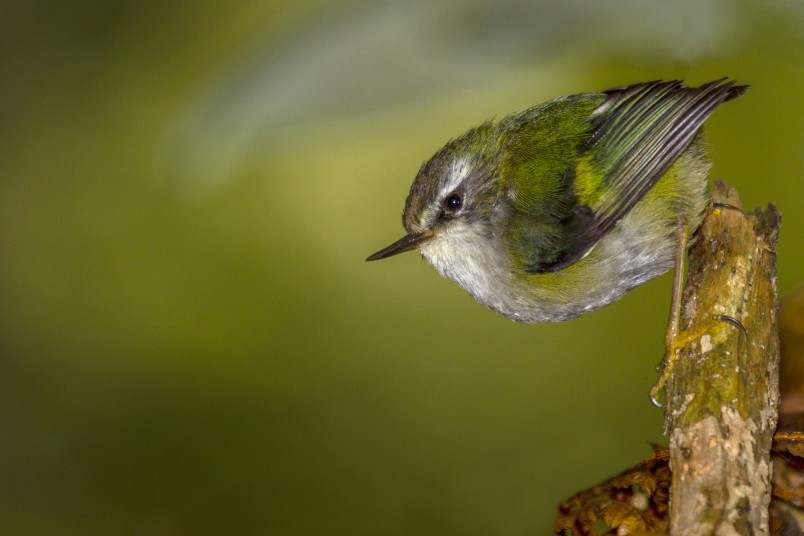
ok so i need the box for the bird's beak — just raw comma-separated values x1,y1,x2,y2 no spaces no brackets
366,231,433,261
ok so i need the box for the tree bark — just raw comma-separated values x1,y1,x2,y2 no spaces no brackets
664,180,781,535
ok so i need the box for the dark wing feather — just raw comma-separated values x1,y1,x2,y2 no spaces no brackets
537,79,746,273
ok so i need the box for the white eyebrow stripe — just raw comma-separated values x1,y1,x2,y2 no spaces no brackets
438,156,472,199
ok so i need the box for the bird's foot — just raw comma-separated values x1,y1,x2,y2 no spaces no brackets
649,315,746,408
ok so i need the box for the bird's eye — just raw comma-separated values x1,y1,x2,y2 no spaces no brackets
444,193,462,211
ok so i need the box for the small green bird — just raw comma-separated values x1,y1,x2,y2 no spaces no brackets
367,79,746,326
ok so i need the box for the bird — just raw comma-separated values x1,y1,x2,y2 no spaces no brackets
367,79,746,326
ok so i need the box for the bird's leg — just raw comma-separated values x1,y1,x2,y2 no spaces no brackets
649,208,748,408
650,217,689,408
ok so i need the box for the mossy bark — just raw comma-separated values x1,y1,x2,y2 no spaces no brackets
664,181,781,535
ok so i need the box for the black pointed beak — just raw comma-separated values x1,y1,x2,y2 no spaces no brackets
366,231,433,261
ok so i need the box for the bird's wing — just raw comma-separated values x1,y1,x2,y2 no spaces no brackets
528,78,746,273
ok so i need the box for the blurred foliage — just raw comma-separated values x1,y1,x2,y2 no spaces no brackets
0,1,802,534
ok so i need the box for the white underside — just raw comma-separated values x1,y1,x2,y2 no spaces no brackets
419,157,709,322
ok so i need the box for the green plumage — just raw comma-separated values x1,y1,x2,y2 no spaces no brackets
500,80,745,273
498,94,604,272
367,79,747,322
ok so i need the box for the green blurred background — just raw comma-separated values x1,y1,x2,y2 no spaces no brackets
1,1,802,534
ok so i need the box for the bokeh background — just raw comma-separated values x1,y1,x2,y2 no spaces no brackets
1,1,802,534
